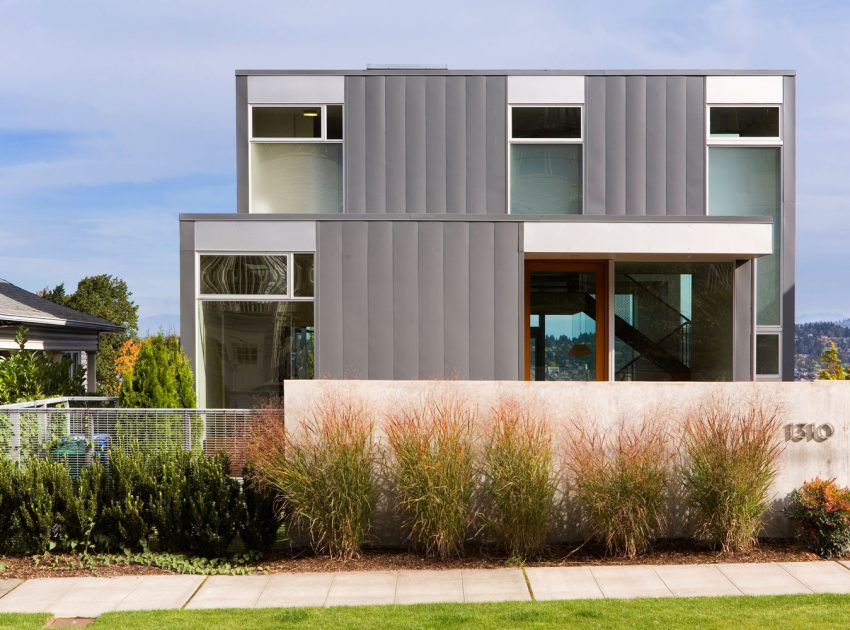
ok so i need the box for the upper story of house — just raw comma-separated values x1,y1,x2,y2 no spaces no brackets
235,67,795,219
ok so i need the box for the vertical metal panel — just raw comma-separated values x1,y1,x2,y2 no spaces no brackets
179,247,196,376
604,76,627,215
625,76,647,215
493,223,520,379
344,77,367,213
385,76,407,213
316,222,343,378
443,223,470,377
367,222,393,378
645,76,667,215
665,76,687,215
405,76,427,212
465,76,487,214
445,76,467,214
365,76,387,213
733,259,754,380
782,75,796,380
685,76,706,215
425,76,448,213
392,222,419,378
485,77,508,214
418,222,444,376
585,76,606,215
468,222,496,378
235,76,249,213
341,222,369,378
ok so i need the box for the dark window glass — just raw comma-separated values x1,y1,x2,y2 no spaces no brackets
710,107,779,138
327,105,343,140
252,107,321,138
756,334,780,375
294,253,314,297
200,255,287,295
512,107,581,139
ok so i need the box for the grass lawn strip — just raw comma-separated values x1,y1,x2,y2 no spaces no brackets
0,613,50,629
63,593,850,629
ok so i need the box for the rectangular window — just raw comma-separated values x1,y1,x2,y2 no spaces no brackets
250,104,343,213
510,106,582,214
200,255,288,296
756,333,780,376
708,147,781,325
709,106,779,139
293,253,315,297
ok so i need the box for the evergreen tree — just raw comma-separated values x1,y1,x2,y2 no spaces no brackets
119,335,196,408
818,339,850,380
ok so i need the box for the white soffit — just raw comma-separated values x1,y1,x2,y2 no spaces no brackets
195,221,316,252
523,222,773,257
508,76,585,104
706,76,784,104
247,76,345,104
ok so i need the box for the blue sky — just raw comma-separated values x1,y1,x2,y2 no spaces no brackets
1,0,849,331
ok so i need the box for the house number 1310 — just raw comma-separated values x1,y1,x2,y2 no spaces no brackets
784,423,834,443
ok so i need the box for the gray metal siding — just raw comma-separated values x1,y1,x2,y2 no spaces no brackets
782,76,796,380
585,75,705,216
344,75,508,214
235,76,249,214
733,260,754,380
315,220,520,379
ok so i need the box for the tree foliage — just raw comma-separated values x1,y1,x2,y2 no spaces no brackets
41,275,138,396
0,327,85,404
119,334,196,408
818,340,850,380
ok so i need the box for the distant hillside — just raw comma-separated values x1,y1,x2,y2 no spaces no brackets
795,322,850,380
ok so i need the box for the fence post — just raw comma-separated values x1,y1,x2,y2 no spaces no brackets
39,410,49,448
10,410,20,462
182,410,191,451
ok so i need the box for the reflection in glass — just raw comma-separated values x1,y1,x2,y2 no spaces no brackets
293,253,315,297
511,144,582,214
199,301,314,408
709,147,780,325
756,334,780,375
614,262,733,381
252,107,321,138
512,107,581,139
710,107,779,138
529,271,597,381
200,255,288,295
251,143,343,213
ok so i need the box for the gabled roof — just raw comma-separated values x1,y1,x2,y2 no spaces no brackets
0,278,125,333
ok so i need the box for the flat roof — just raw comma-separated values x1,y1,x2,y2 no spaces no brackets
236,69,795,77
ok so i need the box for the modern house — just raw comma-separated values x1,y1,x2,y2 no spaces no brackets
180,68,795,408
0,278,124,392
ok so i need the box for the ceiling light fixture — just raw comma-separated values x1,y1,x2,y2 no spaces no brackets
302,111,319,117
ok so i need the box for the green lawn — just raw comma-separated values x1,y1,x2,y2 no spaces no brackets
54,594,850,629
0,613,50,629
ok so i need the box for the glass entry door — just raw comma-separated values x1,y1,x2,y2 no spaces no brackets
525,261,608,381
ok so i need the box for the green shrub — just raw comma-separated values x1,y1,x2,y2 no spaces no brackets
184,452,243,557
482,401,556,560
386,397,477,559
567,419,670,558
103,445,156,551
241,467,282,553
11,458,75,554
787,478,850,557
681,395,783,553
0,458,18,553
251,396,375,560
146,449,191,551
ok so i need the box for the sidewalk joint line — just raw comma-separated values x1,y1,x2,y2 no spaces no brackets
181,575,209,610
322,573,336,607
775,562,815,593
460,569,466,603
392,571,399,605
833,560,850,574
252,574,272,608
521,567,536,602
712,562,744,595
588,566,606,599
0,578,26,601
651,565,677,598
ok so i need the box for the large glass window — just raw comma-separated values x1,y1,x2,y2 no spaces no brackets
250,104,343,213
708,147,781,325
709,107,779,139
510,106,582,214
614,262,734,381
200,255,288,296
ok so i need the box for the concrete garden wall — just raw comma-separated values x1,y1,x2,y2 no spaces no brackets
283,380,850,538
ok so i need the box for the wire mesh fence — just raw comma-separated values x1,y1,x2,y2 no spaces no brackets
0,407,282,476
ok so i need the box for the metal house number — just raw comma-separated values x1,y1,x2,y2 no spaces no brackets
784,423,834,443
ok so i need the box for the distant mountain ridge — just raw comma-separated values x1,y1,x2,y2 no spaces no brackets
795,320,850,380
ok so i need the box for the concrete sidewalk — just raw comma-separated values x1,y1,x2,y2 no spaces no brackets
2,561,850,618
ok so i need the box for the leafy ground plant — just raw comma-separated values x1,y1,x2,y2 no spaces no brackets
250,395,375,560
681,395,783,553
566,417,670,558
482,400,556,560
386,395,477,559
787,477,850,558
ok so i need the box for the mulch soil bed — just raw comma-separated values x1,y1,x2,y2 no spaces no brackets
0,540,832,579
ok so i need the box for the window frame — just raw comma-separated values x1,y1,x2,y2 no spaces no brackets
196,251,315,301
755,331,782,378
248,103,345,213
507,104,585,215
706,104,782,145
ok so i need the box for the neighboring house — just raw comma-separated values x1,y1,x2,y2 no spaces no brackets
180,68,795,408
0,278,124,392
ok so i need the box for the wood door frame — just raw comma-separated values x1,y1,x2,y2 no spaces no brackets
524,260,609,381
